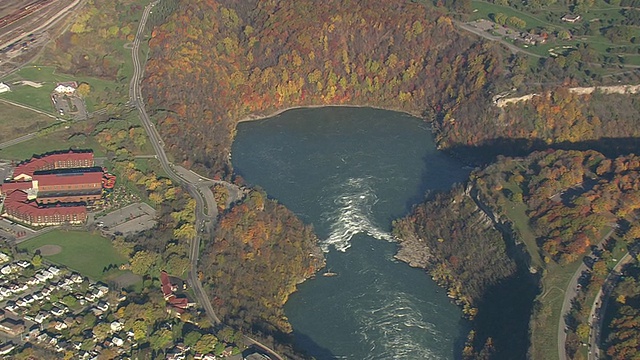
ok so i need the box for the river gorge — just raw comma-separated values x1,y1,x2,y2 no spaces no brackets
231,107,530,359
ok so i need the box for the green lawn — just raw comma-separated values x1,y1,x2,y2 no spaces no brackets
470,0,640,66
531,260,583,360
0,127,103,161
0,102,57,143
471,0,558,31
0,65,124,113
19,230,127,280
505,200,545,269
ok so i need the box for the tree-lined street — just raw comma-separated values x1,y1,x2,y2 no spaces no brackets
129,3,282,359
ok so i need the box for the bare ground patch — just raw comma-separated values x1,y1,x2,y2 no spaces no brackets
112,272,142,289
36,244,62,256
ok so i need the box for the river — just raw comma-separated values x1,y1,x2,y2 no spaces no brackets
232,107,471,359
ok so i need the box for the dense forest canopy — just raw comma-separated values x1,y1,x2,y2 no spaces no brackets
392,185,519,359
475,150,640,263
437,89,640,160
143,0,504,175
394,149,640,358
393,186,516,314
200,190,324,335
605,263,640,360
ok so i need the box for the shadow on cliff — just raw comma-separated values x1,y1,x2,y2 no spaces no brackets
287,330,337,360
472,268,539,360
444,137,640,165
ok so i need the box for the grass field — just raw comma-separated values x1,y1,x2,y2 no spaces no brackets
0,127,104,161
492,188,586,360
0,102,56,143
471,0,561,31
0,65,122,113
19,230,127,281
530,260,583,360
469,0,640,64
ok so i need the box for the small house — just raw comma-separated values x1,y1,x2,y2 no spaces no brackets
561,14,581,23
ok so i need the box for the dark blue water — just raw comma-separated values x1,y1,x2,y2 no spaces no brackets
232,107,470,359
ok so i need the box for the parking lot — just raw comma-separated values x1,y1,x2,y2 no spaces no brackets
95,203,157,236
51,93,87,120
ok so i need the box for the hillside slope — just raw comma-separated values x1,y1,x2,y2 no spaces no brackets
142,0,504,175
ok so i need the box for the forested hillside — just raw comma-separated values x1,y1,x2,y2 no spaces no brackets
143,0,504,175
394,149,640,358
393,186,516,316
436,89,640,160
200,190,324,335
392,185,521,359
605,263,640,360
475,150,640,263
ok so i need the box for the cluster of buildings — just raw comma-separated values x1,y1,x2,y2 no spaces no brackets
0,150,115,226
469,19,547,46
161,270,193,314
0,250,140,358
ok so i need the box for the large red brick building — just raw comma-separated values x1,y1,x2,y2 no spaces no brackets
3,191,87,226
0,151,107,226
13,150,94,181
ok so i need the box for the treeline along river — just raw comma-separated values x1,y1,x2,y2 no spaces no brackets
231,107,532,359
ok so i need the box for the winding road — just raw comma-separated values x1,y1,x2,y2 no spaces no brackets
558,228,614,360
130,3,282,359
588,252,634,360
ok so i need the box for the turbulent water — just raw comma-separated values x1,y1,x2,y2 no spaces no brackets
232,107,470,359
323,176,393,252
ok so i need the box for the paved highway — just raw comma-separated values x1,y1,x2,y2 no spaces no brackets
588,252,634,360
129,3,282,359
558,229,613,360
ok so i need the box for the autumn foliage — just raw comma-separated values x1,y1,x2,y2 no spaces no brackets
475,150,640,263
143,0,503,175
200,190,324,334
437,88,640,157
393,185,516,316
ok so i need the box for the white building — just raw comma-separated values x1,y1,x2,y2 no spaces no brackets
54,84,76,94
0,83,10,93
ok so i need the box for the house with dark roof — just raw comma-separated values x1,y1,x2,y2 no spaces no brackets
0,318,25,336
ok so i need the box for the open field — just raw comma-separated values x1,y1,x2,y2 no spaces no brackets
0,65,122,113
471,1,552,31
19,230,127,280
493,187,591,360
0,126,103,160
531,260,583,360
0,101,56,142
470,0,640,62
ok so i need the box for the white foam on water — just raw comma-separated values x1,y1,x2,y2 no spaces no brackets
321,177,393,252
354,291,445,360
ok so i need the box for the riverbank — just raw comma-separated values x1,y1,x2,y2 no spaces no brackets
393,183,537,359
236,104,423,124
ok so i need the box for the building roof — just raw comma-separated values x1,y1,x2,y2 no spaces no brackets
35,171,103,187
13,150,93,178
56,81,78,88
0,181,32,194
4,190,87,218
160,271,173,297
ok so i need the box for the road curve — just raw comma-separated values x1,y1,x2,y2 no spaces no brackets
129,3,283,359
130,0,221,324
558,229,614,360
588,252,634,360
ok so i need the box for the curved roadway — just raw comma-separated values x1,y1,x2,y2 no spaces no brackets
588,252,634,360
558,229,614,360
130,3,282,359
